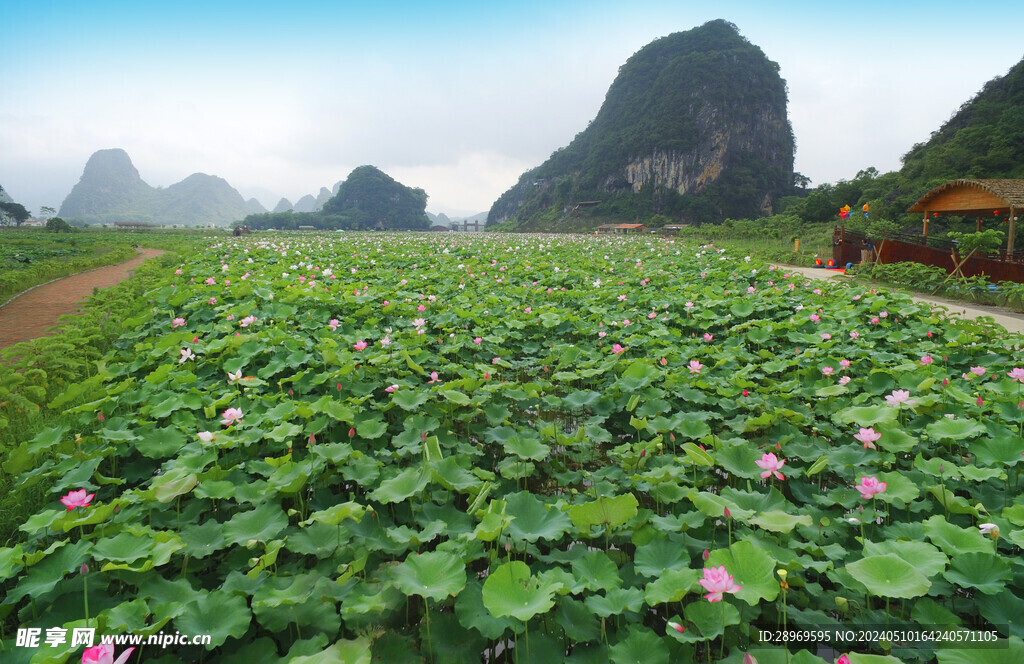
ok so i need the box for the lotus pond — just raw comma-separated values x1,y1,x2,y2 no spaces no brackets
2,232,1024,664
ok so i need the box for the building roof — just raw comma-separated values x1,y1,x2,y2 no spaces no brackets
617,224,646,229
908,179,1024,214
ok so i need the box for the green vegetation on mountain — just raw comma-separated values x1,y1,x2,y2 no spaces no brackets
488,19,795,230
780,56,1024,252
242,165,430,231
58,149,264,226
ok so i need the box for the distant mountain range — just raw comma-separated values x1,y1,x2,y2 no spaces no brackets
58,149,265,226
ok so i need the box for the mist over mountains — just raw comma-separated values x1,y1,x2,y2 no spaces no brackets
58,149,265,226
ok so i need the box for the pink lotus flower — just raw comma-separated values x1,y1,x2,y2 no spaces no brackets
688,360,704,374
611,344,625,354
920,355,933,365
227,370,241,383
385,384,399,393
239,315,257,328
699,565,742,602
970,366,986,377
178,348,194,364
648,312,657,319
353,340,367,351
840,359,850,368
837,655,851,664
703,333,713,342
598,331,607,338
660,357,668,366
60,489,95,511
412,317,426,328
855,475,887,499
1008,367,1024,382
171,317,186,328
428,371,440,384
197,431,215,443
822,367,834,376
854,427,881,450
205,277,217,285
755,452,785,480
82,644,135,664
821,333,832,340
221,407,243,427
849,331,859,339
474,337,482,345
885,389,911,407
870,317,880,325
809,314,820,322
328,318,339,331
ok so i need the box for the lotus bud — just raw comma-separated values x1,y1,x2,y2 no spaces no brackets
743,654,759,664
80,563,89,575
702,549,710,560
667,621,685,634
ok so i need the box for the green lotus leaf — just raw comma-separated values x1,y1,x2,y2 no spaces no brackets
455,580,516,639
706,539,779,605
174,589,252,648
583,586,645,618
846,553,931,599
925,417,987,441
863,539,948,578
222,502,289,545
504,433,550,461
482,560,562,622
682,599,741,641
287,637,373,664
608,627,671,664
370,466,430,504
922,515,995,555
935,636,1024,664
505,491,571,543
300,501,367,527
751,510,813,533
836,404,896,427
633,537,688,578
568,493,639,532
571,551,622,591
392,550,467,602
643,567,701,605
688,491,755,521
153,471,198,503
943,552,1011,595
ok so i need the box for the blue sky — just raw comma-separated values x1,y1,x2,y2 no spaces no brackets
2,1,1023,217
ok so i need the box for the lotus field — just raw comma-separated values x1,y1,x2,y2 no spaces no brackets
5,232,1024,664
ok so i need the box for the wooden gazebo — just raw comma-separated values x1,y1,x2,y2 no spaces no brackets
908,179,1023,257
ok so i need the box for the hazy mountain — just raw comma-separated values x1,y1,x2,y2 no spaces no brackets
293,194,319,212
272,198,293,213
488,19,794,230
58,148,266,226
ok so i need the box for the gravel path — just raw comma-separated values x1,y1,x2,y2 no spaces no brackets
0,248,166,350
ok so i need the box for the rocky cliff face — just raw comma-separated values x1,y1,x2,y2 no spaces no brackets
488,20,794,228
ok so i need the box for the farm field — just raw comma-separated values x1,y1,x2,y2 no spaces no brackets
2,231,1024,664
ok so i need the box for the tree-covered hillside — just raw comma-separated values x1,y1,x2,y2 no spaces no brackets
242,166,430,231
779,55,1024,250
488,20,794,230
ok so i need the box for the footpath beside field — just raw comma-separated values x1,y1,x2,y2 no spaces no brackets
778,264,1024,335
0,248,166,349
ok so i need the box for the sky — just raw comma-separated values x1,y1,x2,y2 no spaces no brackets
2,1,1023,219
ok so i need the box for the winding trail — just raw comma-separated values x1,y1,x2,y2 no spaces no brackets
0,248,166,350
777,264,1024,335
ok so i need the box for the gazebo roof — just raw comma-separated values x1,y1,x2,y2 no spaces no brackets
908,179,1024,214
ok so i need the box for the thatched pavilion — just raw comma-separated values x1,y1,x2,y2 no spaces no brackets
907,179,1024,257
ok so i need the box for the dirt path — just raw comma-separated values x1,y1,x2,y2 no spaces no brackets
0,248,167,350
777,264,1024,335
